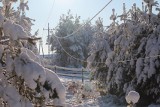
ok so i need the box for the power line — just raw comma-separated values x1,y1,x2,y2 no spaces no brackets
44,0,56,28
55,18,160,64
42,0,112,56
118,55,160,63
53,0,114,63
53,0,112,63
47,0,160,65
39,0,56,55
53,0,159,65
57,34,160,64
41,0,56,35
56,37,89,63
89,0,113,21
53,0,113,39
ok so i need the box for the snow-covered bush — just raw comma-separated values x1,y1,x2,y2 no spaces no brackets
87,18,111,94
125,91,140,106
67,81,100,104
0,0,66,106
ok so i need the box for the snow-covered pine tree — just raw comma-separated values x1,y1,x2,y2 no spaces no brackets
87,18,111,94
87,1,160,106
75,20,94,67
50,11,82,67
50,11,93,67
0,0,66,107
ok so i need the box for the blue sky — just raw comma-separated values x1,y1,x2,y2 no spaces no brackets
26,0,144,54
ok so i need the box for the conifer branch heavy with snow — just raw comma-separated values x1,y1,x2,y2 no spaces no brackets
0,0,67,107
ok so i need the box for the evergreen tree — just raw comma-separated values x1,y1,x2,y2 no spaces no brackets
50,11,93,67
0,0,66,106
87,1,160,106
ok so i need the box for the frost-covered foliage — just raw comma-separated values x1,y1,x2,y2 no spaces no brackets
50,11,93,67
0,0,66,107
87,1,160,106
87,18,111,90
67,81,100,104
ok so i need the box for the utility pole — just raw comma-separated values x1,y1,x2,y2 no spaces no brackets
43,23,54,55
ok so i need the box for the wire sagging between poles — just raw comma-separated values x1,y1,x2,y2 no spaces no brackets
53,0,114,64
53,0,113,39
56,35,160,64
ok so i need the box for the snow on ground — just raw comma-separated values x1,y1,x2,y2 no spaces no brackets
59,74,125,107
58,72,160,107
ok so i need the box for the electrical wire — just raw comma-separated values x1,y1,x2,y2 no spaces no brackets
56,34,160,64
54,0,113,39
45,0,160,64
42,0,113,57
44,0,56,28
41,0,56,36
54,16,160,64
56,37,89,63
39,0,56,56
53,0,114,63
